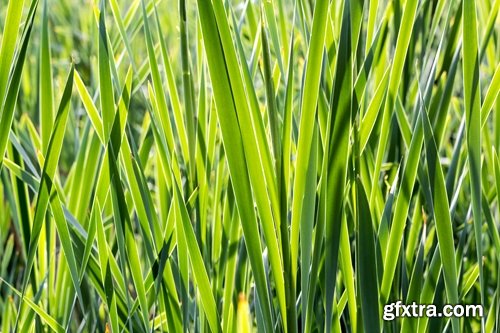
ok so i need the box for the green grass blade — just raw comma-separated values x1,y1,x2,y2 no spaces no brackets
195,0,274,330
356,177,380,333
463,0,485,322
290,0,331,285
325,1,353,329
369,0,418,208
0,0,39,172
39,0,54,155
0,0,25,107
421,106,460,333
98,0,116,143
174,182,221,333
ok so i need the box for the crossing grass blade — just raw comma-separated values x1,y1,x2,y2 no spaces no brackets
1,279,64,333
173,180,221,333
20,66,74,297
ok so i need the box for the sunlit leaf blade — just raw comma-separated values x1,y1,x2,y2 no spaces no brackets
463,0,485,324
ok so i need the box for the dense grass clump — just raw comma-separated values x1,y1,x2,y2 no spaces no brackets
0,0,499,332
